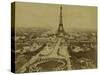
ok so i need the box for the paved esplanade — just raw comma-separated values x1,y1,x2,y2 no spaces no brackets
17,37,72,72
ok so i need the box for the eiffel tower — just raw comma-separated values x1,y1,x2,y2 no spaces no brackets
57,5,65,37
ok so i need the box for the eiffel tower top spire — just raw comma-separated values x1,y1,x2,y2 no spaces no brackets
60,5,62,24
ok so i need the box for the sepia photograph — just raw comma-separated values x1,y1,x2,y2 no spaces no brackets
11,2,97,73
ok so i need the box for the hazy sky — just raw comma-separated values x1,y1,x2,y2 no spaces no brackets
15,2,97,32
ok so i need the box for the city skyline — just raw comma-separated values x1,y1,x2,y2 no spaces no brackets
15,2,97,32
